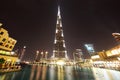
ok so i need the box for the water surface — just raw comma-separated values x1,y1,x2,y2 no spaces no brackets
0,65,120,80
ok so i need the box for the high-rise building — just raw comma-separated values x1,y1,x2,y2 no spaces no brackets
52,6,68,59
84,44,95,56
73,49,83,61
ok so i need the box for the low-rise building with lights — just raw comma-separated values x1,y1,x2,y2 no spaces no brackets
91,44,120,69
0,23,20,71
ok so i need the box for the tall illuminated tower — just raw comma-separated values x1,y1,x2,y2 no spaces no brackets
52,6,68,59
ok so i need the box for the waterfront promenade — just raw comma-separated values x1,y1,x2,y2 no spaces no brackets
0,66,21,73
0,64,120,80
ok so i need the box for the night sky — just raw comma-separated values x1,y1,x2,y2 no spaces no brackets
0,0,120,60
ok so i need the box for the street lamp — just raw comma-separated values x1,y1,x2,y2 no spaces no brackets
41,51,44,60
0,23,2,27
45,51,48,59
20,46,26,61
35,50,39,61
73,52,76,64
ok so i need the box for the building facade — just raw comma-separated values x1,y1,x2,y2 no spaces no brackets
0,28,17,51
84,44,95,56
73,49,83,61
91,44,120,69
0,23,19,70
52,6,68,59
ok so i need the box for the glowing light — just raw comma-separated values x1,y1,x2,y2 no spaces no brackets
57,20,59,24
60,23,62,27
54,39,57,44
7,59,11,61
112,33,120,36
117,48,120,53
56,29,58,33
57,6,61,19
41,52,43,54
0,50,11,55
111,49,119,55
117,57,120,60
25,61,29,64
24,46,26,48
11,51,15,55
62,32,64,37
63,43,65,47
45,51,48,54
0,23,2,26
65,50,67,53
58,6,60,16
84,44,95,54
91,55,100,59
53,50,56,53
106,51,112,56
36,50,39,54
56,60,65,65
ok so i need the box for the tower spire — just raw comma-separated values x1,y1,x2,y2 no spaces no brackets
52,6,68,59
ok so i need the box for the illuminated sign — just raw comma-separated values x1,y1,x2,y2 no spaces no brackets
91,55,100,59
84,44,95,54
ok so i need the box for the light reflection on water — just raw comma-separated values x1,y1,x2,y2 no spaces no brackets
35,65,41,80
0,65,120,80
29,65,36,80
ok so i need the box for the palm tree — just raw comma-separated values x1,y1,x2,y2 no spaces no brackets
0,58,5,68
0,58,5,64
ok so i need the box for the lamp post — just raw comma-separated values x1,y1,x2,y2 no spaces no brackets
35,50,39,62
41,51,44,60
73,52,76,64
0,23,2,27
45,51,48,60
20,46,26,61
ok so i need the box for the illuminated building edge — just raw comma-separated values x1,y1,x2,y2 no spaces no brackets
0,28,17,51
91,45,120,60
0,23,19,70
52,6,68,59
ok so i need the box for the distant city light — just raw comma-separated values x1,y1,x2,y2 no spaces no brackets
0,23,2,26
24,46,26,48
11,51,15,55
91,55,100,59
45,51,48,54
36,50,39,54
84,44,95,54
56,60,65,65
112,33,120,36
41,52,43,54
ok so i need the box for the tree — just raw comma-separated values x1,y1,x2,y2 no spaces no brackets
0,58,5,64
